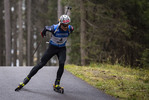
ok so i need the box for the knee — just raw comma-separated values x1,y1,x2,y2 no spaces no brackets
59,57,66,65
39,61,47,67
35,61,46,69
59,63,64,67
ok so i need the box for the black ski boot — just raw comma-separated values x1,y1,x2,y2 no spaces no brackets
15,77,30,91
53,80,64,94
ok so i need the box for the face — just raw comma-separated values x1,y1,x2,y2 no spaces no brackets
60,23,69,31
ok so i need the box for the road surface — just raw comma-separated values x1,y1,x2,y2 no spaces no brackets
0,67,117,100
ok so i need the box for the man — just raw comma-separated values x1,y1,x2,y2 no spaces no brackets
15,15,74,93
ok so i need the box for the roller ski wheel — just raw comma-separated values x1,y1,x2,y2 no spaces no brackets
53,84,64,94
15,82,24,91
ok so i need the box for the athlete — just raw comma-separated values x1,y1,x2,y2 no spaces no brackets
15,15,74,93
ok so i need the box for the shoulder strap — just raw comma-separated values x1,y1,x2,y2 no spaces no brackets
54,23,60,34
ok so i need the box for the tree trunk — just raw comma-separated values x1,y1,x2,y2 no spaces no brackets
0,1,5,66
80,0,86,66
27,0,32,66
11,4,18,66
18,0,23,66
0,20,4,65
57,0,63,19
4,0,11,66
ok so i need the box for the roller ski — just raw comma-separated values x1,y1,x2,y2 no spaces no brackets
15,82,25,91
15,77,30,91
53,84,64,94
53,79,64,94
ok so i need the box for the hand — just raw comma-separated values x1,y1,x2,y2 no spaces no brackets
41,28,46,38
41,31,45,38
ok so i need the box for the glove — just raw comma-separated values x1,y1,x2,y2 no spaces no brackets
41,28,46,38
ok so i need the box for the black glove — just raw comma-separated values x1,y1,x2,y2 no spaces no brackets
41,27,46,38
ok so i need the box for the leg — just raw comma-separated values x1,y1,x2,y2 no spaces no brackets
15,45,56,91
27,45,56,79
55,47,66,85
53,47,66,93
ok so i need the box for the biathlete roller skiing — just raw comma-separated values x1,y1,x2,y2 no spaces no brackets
15,6,73,94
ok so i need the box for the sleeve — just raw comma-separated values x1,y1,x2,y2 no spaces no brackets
69,25,74,33
41,25,55,37
45,25,54,33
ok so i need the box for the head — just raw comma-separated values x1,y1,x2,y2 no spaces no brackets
59,15,71,31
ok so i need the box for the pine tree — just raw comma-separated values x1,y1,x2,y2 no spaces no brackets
4,0,11,66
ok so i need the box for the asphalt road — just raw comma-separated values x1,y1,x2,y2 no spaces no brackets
0,67,117,100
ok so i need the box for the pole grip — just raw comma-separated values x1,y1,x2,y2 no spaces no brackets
65,6,72,15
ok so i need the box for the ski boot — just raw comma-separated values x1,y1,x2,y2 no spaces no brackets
53,84,64,94
15,77,30,91
15,82,24,91
53,79,64,94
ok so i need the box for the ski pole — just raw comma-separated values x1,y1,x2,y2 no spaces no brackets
32,39,42,57
65,6,72,15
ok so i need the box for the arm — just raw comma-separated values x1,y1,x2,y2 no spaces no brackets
69,25,74,33
41,25,54,38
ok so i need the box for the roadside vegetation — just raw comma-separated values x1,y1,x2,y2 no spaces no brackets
65,64,149,100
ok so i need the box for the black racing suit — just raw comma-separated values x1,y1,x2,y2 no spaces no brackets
24,24,74,85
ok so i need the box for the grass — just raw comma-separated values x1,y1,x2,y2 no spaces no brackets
65,64,149,100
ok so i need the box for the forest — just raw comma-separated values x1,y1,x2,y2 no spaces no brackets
0,0,149,68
